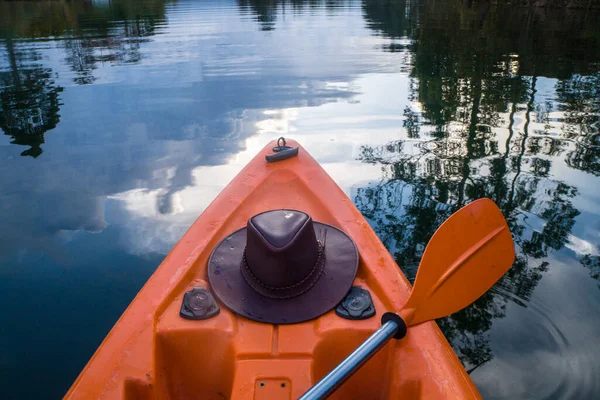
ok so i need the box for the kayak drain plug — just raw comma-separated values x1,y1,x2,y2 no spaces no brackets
180,287,220,320
335,286,376,320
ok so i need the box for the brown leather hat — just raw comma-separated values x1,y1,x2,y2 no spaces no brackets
207,209,359,324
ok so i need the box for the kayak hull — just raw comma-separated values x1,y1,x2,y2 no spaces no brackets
65,139,481,399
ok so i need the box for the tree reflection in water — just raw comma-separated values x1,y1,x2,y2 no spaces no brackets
355,0,597,372
0,0,170,155
0,38,63,157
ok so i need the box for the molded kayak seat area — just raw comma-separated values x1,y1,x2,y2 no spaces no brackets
65,139,481,399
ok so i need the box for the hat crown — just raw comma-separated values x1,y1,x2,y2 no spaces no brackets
252,210,309,248
245,210,319,290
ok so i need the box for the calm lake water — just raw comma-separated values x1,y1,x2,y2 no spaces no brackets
1,0,599,398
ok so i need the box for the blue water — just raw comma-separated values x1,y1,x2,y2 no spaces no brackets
1,0,599,398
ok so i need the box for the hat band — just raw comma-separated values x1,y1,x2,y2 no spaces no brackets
240,242,326,300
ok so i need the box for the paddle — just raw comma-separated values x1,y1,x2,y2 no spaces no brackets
299,198,515,400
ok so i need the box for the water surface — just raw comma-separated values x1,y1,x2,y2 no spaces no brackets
1,0,599,398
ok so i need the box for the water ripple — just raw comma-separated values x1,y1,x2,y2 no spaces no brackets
488,285,597,400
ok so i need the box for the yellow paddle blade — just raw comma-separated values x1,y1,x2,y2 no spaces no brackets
400,198,515,326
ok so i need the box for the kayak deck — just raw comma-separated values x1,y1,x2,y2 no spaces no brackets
66,139,480,399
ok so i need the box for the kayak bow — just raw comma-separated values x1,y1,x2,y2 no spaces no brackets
66,139,496,399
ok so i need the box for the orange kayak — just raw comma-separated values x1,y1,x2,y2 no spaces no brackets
65,139,481,399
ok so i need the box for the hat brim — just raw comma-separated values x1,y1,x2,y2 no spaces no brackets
207,222,359,324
